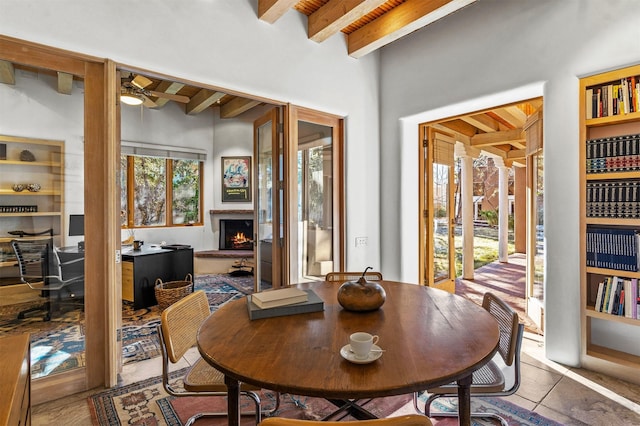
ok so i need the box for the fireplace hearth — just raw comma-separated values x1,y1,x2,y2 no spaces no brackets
219,219,253,250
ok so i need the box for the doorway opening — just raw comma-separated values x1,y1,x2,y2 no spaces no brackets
419,98,544,334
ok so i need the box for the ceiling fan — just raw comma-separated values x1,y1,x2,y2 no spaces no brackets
120,73,190,107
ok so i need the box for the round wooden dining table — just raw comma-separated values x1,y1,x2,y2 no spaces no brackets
197,281,500,426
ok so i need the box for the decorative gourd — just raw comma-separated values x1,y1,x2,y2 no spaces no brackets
337,267,386,312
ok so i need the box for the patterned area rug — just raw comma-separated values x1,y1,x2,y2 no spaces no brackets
89,372,562,426
421,395,564,426
0,274,254,378
89,368,411,425
120,274,254,364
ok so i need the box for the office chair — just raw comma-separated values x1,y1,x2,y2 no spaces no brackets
413,292,524,426
158,290,280,426
260,415,433,426
11,238,84,321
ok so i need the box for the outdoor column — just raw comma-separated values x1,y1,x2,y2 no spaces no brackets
496,159,509,263
455,142,476,279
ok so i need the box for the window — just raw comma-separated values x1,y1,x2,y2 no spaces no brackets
121,143,205,228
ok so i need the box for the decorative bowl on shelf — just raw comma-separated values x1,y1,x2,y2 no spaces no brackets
12,184,25,192
27,183,41,192
19,150,36,162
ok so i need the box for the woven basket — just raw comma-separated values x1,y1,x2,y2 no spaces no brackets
155,273,194,310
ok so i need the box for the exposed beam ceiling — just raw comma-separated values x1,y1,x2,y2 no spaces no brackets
433,99,543,167
262,0,478,58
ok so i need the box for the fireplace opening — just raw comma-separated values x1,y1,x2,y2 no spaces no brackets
219,219,253,250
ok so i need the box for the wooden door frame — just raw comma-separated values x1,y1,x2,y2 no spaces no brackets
0,35,119,402
419,125,456,292
286,105,345,283
254,107,284,289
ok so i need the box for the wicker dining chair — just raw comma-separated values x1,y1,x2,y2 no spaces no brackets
325,270,383,282
260,414,433,426
413,292,524,426
158,290,279,425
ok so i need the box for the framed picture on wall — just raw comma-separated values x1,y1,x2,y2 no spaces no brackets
222,156,251,202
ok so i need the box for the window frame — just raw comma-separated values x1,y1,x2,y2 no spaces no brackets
121,154,204,229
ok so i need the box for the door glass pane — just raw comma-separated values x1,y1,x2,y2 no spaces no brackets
433,163,450,281
256,120,273,291
297,122,333,282
0,88,86,382
533,153,544,301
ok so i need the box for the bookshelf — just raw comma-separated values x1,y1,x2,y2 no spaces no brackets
580,64,640,384
0,135,64,283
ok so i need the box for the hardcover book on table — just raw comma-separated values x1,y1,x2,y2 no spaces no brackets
250,287,308,309
247,289,324,320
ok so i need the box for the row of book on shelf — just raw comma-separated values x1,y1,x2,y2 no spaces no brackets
594,276,640,320
586,76,639,119
586,180,640,218
586,227,640,272
585,132,640,173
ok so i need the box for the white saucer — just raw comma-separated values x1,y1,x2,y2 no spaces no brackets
340,344,383,364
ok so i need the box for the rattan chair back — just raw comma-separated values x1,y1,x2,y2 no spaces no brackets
325,271,383,282
161,290,210,363
482,292,520,366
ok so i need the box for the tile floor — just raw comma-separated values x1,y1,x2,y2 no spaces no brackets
32,331,640,425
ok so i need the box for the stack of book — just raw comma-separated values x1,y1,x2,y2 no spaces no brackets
586,180,640,218
246,287,324,320
594,276,640,319
586,133,640,174
586,227,640,272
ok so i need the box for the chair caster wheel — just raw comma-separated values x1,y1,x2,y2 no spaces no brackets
43,313,51,321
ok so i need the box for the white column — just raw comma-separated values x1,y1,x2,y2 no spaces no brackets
455,142,475,279
497,160,509,263
461,155,474,279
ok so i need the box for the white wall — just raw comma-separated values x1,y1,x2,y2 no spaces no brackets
379,0,640,366
0,0,382,269
0,69,85,246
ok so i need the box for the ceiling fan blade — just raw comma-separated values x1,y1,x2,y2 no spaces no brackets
132,74,153,89
148,90,190,103
142,94,158,108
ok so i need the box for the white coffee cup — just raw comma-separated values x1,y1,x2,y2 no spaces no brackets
349,332,379,360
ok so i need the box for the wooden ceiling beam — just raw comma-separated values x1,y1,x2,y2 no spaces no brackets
151,80,185,108
186,89,224,115
491,107,526,128
439,119,478,137
309,0,389,42
507,148,526,160
258,0,300,24
480,145,508,159
57,72,73,95
461,114,498,133
220,97,261,118
347,0,476,58
0,60,15,85
470,128,525,147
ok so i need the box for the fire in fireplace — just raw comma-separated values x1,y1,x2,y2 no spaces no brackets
219,219,254,250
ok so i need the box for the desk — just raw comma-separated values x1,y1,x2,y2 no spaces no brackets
197,281,500,426
121,246,193,309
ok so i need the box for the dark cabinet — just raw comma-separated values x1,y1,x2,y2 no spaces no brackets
122,247,193,309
